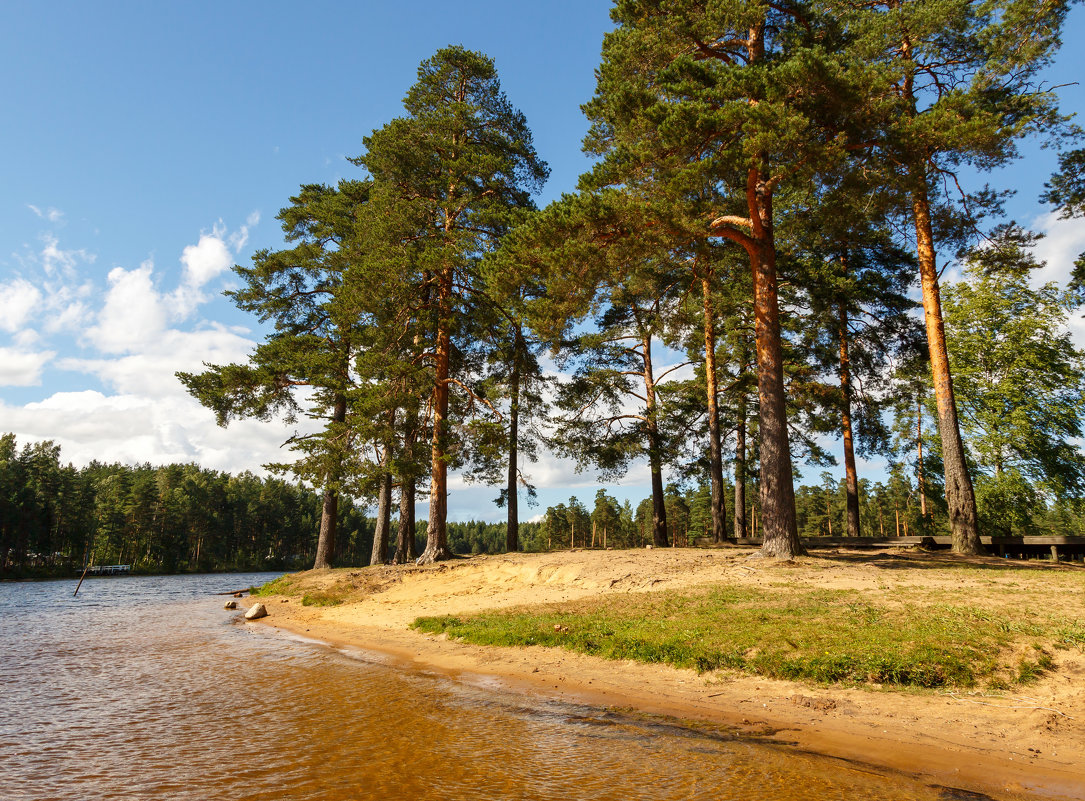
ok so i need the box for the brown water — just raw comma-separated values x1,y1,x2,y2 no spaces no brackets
0,574,1020,800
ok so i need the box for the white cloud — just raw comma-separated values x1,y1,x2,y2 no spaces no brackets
0,346,55,386
2,389,300,473
1030,211,1085,348
61,324,255,397
0,278,43,332
1031,210,1085,289
228,211,260,253
180,230,234,288
40,234,93,279
1,218,295,475
84,261,168,353
27,204,65,223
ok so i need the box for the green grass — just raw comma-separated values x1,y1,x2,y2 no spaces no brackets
412,586,1084,690
251,574,296,597
300,588,348,607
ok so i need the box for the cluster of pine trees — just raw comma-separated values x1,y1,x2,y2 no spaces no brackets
0,434,336,576
0,434,548,576
179,1,1085,569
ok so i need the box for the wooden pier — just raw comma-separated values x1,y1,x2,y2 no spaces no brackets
85,564,133,575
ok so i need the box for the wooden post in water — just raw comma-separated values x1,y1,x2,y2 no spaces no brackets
73,536,95,597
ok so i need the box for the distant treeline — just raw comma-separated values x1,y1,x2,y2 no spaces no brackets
7,432,1083,578
0,434,544,578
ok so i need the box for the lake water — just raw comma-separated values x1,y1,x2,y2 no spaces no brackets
0,573,1018,800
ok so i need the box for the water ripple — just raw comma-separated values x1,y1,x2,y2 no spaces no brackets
0,574,999,801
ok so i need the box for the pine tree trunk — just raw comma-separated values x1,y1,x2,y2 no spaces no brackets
838,301,861,538
312,394,346,569
643,333,670,547
912,185,982,554
701,275,727,542
419,268,455,564
506,332,521,553
734,395,747,539
393,478,417,564
917,397,928,524
370,468,392,566
750,226,802,558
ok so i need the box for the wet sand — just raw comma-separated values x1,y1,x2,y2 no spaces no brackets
252,547,1085,799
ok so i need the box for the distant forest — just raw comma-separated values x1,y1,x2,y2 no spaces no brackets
5,433,1085,578
0,433,546,578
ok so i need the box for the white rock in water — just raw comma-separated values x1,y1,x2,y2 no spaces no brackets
244,603,268,620
224,600,237,610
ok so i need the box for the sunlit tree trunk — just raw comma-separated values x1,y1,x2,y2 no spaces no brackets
912,187,981,553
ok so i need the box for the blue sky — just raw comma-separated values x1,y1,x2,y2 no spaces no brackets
2,2,1084,522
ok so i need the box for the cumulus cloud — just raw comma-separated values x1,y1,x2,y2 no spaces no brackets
180,230,234,288
84,261,168,353
2,389,299,473
0,346,55,386
1030,211,1085,348
1031,210,1085,288
0,278,43,332
61,324,256,397
0,216,304,475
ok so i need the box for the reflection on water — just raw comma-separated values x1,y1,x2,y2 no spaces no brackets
0,575,1006,800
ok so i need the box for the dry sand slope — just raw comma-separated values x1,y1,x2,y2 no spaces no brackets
251,547,1085,799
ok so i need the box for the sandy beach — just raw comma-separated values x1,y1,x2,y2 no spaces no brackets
250,547,1085,799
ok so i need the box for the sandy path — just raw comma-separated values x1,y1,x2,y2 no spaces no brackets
250,547,1085,799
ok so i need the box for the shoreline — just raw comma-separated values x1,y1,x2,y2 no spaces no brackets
248,548,1085,799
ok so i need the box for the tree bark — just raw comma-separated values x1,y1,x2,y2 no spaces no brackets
749,206,802,558
370,468,392,566
838,300,861,538
912,185,982,554
734,394,747,539
643,333,670,547
393,478,417,564
917,396,928,524
701,275,727,542
419,267,455,564
506,329,522,553
312,394,346,569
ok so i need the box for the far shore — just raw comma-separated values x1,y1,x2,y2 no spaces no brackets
248,546,1085,800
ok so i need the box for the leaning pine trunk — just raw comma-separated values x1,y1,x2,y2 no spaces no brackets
912,184,981,554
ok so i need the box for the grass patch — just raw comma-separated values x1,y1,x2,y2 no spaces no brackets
251,574,296,597
301,589,348,607
412,585,1081,690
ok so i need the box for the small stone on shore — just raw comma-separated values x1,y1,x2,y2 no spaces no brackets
224,600,237,610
